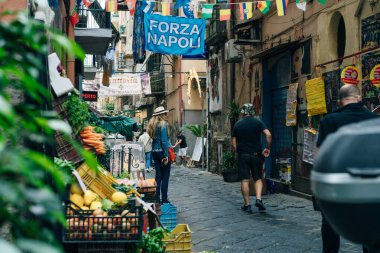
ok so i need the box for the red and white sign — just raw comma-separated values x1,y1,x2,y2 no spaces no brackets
341,65,360,85
370,64,380,87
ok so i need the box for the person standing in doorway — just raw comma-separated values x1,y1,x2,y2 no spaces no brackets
173,130,188,166
316,84,377,253
147,106,172,204
138,129,153,172
232,103,272,213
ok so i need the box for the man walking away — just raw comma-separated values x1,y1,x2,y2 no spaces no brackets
173,130,188,166
138,129,153,172
232,103,272,213
316,84,377,253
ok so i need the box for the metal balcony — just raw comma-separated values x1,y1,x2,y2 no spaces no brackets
74,1,120,55
205,5,228,46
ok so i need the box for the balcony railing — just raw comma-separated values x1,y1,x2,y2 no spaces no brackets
77,1,120,44
206,5,227,46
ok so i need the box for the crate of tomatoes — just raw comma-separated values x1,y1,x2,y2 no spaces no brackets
63,201,143,243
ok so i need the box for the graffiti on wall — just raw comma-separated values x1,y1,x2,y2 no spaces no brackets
208,54,223,112
362,14,380,49
362,15,380,111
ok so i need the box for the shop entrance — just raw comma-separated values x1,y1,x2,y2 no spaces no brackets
264,53,293,180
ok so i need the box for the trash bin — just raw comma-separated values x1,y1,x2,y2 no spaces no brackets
311,118,380,248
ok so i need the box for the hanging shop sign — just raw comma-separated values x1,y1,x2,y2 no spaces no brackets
144,14,205,55
370,64,380,87
305,77,327,116
99,74,142,96
81,91,98,102
341,65,360,85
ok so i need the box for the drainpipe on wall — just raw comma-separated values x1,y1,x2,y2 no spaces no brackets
67,0,75,86
230,0,236,105
178,56,183,126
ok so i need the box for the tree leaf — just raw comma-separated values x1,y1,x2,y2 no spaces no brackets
16,239,62,253
47,119,72,135
0,239,21,253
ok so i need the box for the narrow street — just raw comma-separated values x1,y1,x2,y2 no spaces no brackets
163,165,363,253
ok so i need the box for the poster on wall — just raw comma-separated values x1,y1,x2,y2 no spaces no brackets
303,128,318,165
340,65,360,85
285,83,298,126
305,77,327,116
370,64,380,87
208,54,223,112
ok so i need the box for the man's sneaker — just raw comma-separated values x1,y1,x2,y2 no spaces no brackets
241,204,252,213
255,199,266,211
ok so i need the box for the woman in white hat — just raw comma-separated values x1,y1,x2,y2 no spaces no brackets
147,106,172,204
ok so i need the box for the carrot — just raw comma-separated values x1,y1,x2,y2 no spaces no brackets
82,139,103,145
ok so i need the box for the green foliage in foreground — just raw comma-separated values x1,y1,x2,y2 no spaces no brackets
0,12,95,253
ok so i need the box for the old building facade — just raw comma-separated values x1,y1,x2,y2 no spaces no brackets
207,0,380,194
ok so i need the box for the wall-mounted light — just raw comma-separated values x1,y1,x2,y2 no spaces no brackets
368,0,379,10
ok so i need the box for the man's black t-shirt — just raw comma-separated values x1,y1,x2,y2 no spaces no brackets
232,116,267,154
178,134,187,148
317,103,378,147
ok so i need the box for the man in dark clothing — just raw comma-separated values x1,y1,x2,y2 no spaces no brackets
232,103,272,213
173,130,188,166
316,84,377,253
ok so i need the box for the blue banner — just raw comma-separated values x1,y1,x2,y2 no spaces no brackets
144,14,205,56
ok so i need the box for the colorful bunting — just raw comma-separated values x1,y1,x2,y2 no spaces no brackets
220,8,231,21
296,0,307,11
161,2,171,16
257,1,270,15
202,4,214,19
82,0,93,7
106,0,118,13
142,0,154,14
276,0,289,16
239,2,253,20
174,0,190,10
126,0,137,15
69,5,79,26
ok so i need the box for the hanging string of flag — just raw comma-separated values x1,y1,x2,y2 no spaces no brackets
99,0,328,21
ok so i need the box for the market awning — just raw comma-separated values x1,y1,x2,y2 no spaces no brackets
98,116,139,139
251,41,299,59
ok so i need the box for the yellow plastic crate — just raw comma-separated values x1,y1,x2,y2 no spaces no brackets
162,224,192,253
76,163,117,199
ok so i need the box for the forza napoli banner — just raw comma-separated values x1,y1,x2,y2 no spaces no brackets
144,14,205,55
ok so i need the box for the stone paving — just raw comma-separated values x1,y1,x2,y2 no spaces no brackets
157,165,363,253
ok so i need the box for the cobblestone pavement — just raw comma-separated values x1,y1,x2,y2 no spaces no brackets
156,165,363,253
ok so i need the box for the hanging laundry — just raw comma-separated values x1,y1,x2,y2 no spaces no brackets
201,4,214,19
239,2,252,20
276,0,289,16
257,0,270,15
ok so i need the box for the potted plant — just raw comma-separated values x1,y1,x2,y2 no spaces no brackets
222,151,239,182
